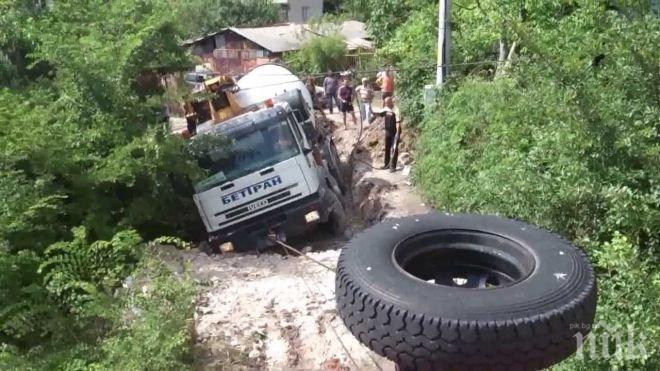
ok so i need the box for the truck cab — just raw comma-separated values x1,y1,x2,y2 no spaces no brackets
190,101,345,251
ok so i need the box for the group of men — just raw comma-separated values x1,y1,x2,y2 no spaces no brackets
321,70,400,173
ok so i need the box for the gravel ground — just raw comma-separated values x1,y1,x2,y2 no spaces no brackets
185,248,393,370
179,109,429,370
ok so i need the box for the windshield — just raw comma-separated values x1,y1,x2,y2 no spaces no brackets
193,118,300,193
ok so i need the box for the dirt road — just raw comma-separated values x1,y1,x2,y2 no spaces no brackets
179,110,429,370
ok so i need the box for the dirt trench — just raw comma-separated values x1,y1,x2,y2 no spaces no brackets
173,110,429,370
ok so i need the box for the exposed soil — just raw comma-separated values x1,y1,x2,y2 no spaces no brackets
173,108,430,370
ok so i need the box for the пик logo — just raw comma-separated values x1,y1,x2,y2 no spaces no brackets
222,176,283,205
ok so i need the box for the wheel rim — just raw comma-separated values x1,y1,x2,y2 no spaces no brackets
392,230,535,289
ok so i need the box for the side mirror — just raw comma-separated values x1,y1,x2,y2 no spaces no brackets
302,146,313,155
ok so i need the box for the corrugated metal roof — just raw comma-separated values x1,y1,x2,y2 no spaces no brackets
181,21,373,52
230,24,314,53
337,20,370,41
345,37,373,51
181,30,227,46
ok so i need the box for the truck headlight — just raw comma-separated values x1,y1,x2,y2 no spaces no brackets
220,242,234,253
305,210,320,223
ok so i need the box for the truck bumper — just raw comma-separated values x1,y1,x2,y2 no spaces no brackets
208,192,326,251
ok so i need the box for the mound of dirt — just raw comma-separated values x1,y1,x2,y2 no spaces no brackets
358,117,416,167
354,177,392,224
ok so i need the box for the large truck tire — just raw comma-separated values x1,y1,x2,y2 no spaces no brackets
323,138,346,195
326,190,347,236
336,213,597,371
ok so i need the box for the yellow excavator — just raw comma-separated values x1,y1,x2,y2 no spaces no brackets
182,75,243,134
180,63,317,138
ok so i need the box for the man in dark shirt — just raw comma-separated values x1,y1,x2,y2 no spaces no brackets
323,71,339,113
374,97,401,172
337,77,357,128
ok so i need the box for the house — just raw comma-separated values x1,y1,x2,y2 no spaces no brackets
273,0,323,23
180,21,373,76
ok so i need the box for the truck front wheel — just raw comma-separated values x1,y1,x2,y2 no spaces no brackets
327,191,347,236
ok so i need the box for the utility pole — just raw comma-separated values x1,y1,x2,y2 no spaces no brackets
436,0,452,87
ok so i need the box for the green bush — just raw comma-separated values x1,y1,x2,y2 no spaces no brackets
1,250,196,371
39,227,142,316
1,0,202,367
414,5,659,368
90,253,196,371
286,34,348,75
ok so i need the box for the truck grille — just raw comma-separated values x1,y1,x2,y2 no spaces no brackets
216,184,301,226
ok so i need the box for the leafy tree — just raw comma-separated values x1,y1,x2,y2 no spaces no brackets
0,0,201,366
378,3,437,125
0,0,51,86
414,2,660,368
169,0,280,38
1,249,196,370
337,0,370,20
343,0,433,46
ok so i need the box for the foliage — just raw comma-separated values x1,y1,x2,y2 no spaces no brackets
169,0,279,39
153,236,194,250
323,0,344,14
0,0,202,244
413,2,659,368
0,249,58,347
378,3,437,125
0,250,196,370
336,0,421,122
342,0,432,46
557,233,659,369
307,12,349,34
39,227,142,316
0,0,202,367
89,253,196,371
0,0,51,86
286,35,348,75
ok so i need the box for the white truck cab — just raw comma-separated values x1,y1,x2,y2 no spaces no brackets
191,100,345,251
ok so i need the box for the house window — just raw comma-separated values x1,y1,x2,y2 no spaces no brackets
302,6,310,22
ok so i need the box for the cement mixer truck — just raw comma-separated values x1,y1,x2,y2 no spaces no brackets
187,64,347,252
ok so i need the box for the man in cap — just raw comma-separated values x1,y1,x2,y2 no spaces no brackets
373,97,401,172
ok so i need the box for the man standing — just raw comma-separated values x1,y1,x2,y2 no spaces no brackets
374,97,401,172
337,77,357,128
323,71,339,113
305,77,320,110
355,77,374,125
376,69,395,99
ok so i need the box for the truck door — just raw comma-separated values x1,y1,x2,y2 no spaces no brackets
292,108,318,145
287,111,326,195
287,112,312,160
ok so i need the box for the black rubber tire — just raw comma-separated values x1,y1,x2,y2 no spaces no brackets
327,191,347,236
324,139,347,195
336,213,597,371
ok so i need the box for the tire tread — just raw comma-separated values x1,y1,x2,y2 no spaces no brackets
335,215,597,371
